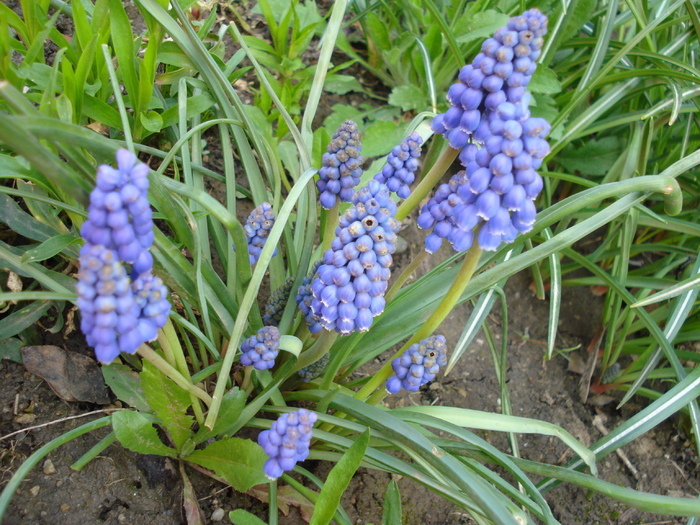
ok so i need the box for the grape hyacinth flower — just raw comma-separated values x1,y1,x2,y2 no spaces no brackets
76,244,141,364
316,120,364,209
81,149,155,276
418,9,550,253
78,150,171,364
373,132,423,199
431,8,548,151
386,335,448,394
263,275,296,327
239,326,281,370
258,409,318,480
296,260,323,334
310,181,399,334
297,353,330,383
244,202,278,265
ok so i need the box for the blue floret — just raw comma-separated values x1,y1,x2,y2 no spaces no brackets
244,202,279,265
316,120,364,209
257,409,318,479
386,335,448,394
240,326,281,370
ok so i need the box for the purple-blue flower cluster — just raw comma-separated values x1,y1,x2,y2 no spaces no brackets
296,260,323,334
263,276,295,327
419,9,550,253
316,120,364,210
258,409,318,480
386,335,448,394
373,132,423,199
310,181,399,334
239,326,281,370
297,352,330,383
77,150,170,365
244,202,278,265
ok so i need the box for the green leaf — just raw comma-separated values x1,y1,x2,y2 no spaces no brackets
0,301,52,340
229,509,267,525
387,85,427,112
557,137,624,176
140,360,194,451
362,121,403,158
382,478,402,525
20,235,81,263
529,68,562,95
0,338,23,363
364,12,391,51
111,410,178,458
0,193,62,243
454,10,510,43
324,75,365,96
185,438,268,492
139,110,163,133
102,363,151,412
310,429,369,525
194,387,246,443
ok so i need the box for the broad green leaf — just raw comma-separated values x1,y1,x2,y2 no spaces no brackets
310,429,369,525
229,509,267,525
387,85,427,112
363,12,391,51
382,479,402,525
102,363,150,412
111,410,178,458
454,10,510,43
20,235,81,263
362,121,403,158
139,110,163,133
529,68,562,96
140,360,194,451
194,387,247,443
557,137,624,176
185,438,268,492
324,75,365,96
0,338,23,363
0,301,52,340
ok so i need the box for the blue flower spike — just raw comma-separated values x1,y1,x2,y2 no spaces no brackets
78,150,171,365
258,409,318,480
386,335,448,394
317,120,365,210
374,132,423,199
419,9,550,254
240,326,281,370
244,202,278,265
310,181,399,334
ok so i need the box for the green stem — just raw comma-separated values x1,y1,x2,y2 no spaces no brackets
71,431,118,471
396,145,459,221
385,249,428,304
269,480,278,525
295,330,337,371
357,243,484,403
137,345,212,406
322,202,340,252
0,416,112,521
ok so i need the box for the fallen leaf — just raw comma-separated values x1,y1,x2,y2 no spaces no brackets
21,346,112,404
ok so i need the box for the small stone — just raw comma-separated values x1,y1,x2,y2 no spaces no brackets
14,413,36,425
118,513,127,522
43,459,55,475
60,504,70,512
211,508,225,521
30,486,40,496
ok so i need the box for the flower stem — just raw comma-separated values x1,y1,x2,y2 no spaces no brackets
385,249,427,304
294,329,337,372
137,344,213,406
356,242,484,403
321,201,340,252
396,145,459,221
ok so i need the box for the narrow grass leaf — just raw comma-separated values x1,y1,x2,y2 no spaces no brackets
382,479,402,525
310,429,369,525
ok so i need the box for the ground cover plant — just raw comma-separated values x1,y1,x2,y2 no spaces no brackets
0,0,700,523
